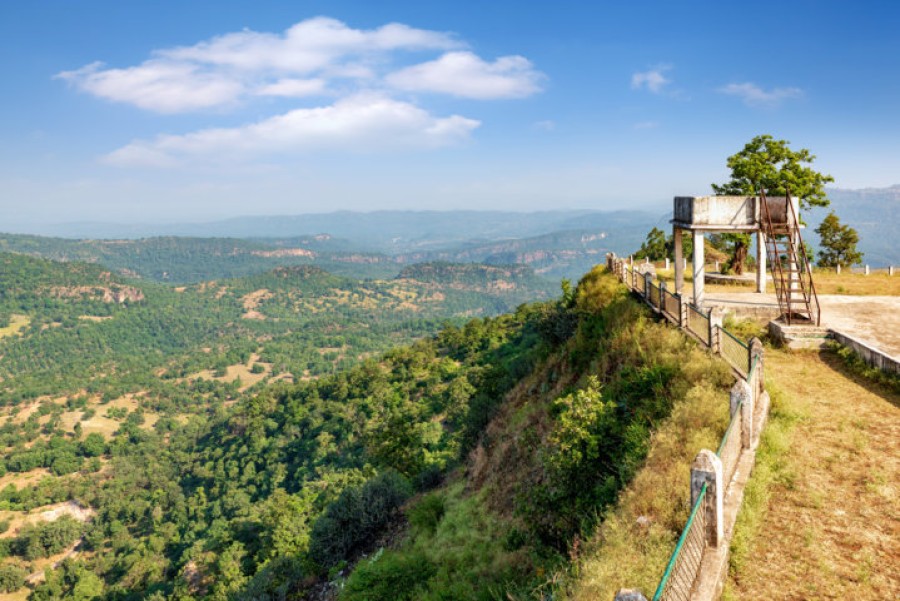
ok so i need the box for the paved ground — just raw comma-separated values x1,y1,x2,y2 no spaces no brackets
699,292,900,358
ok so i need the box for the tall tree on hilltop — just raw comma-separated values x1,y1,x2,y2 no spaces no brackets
815,212,863,268
711,134,834,274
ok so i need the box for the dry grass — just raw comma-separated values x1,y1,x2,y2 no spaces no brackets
190,353,272,391
805,270,900,296
654,267,900,296
0,315,29,339
562,383,730,600
0,469,52,492
724,349,900,599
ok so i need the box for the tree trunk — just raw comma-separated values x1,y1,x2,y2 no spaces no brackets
732,240,748,275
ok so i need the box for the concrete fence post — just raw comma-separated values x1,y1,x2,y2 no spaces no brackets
659,281,667,313
614,590,648,601
865,264,870,275
749,338,765,399
691,450,724,547
890,266,894,276
675,293,687,329
665,257,670,271
709,307,724,354
836,263,841,274
731,379,754,449
644,272,653,303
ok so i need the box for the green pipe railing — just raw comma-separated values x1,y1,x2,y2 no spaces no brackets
652,482,709,601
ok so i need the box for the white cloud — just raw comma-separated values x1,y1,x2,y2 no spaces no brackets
56,61,244,113
631,67,671,94
160,17,460,73
103,94,480,167
386,51,542,99
56,17,464,113
256,78,327,98
717,82,803,106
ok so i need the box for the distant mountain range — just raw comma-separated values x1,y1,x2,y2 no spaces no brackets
808,185,900,267
0,210,664,283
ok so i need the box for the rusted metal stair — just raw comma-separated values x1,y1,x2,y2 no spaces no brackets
759,190,821,325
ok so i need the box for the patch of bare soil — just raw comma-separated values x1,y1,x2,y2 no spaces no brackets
729,351,899,599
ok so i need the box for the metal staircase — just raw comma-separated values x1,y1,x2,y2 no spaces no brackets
759,190,821,325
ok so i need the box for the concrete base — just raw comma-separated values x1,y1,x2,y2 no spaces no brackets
704,272,771,286
768,320,831,350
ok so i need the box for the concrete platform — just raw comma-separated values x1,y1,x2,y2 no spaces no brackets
699,292,900,359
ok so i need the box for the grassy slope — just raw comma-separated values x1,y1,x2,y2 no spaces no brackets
724,349,899,599
340,268,736,600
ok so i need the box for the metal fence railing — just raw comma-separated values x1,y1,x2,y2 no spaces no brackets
687,304,710,346
663,289,680,323
718,327,750,377
716,402,743,486
608,254,766,601
652,483,709,601
649,281,660,307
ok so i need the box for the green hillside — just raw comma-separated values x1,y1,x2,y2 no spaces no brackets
0,258,741,600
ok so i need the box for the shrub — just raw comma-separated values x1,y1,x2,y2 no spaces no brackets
341,551,435,601
0,564,26,593
408,493,446,536
308,470,412,570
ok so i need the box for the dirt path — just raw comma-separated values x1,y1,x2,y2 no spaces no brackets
728,350,899,599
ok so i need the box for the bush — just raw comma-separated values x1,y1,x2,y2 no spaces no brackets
308,470,412,570
0,564,26,593
407,493,446,536
341,551,435,601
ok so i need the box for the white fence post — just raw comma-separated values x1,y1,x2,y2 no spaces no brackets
614,590,648,601
691,450,724,547
731,379,754,449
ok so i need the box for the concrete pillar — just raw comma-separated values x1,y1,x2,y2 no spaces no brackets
715,260,720,272
665,257,670,271
659,281,667,313
644,272,653,303
614,590,648,601
674,227,684,294
676,293,687,329
709,307,724,353
692,230,705,308
865,265,870,275
836,263,841,274
890,266,894,276
691,450,724,547
756,230,767,294
730,379,754,449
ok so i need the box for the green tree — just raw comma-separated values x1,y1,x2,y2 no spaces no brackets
712,134,834,273
815,212,863,268
635,227,668,261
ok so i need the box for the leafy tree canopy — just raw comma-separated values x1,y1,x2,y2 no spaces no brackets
815,212,863,268
711,134,834,210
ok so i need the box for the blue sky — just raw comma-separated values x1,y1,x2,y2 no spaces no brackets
1,0,898,228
